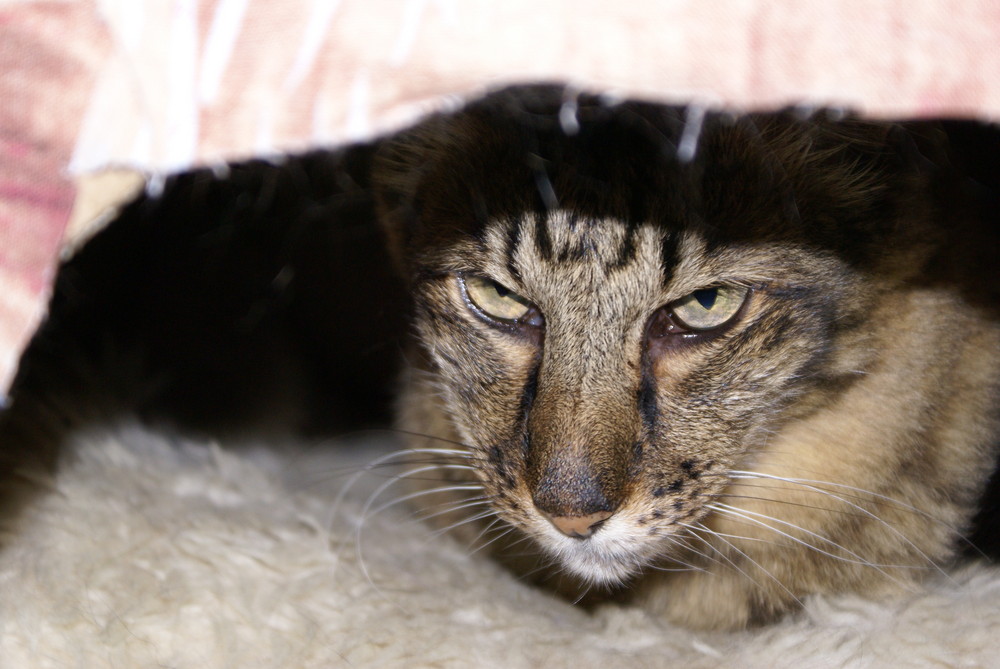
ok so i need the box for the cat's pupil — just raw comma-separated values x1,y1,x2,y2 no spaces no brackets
493,282,510,298
693,288,718,310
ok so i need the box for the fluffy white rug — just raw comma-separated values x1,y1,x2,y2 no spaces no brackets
0,423,997,668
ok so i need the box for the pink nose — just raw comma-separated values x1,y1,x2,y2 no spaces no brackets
542,510,613,539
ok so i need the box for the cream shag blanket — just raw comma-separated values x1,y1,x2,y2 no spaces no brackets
0,423,997,667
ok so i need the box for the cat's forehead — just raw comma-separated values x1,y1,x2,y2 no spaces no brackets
483,210,642,267
476,210,777,299
376,89,904,280
409,111,807,257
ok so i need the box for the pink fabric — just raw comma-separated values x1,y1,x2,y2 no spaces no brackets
1,0,999,399
0,4,107,402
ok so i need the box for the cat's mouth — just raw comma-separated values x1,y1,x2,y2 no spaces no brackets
529,511,673,585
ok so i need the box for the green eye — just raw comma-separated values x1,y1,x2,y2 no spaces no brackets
670,285,749,331
463,275,534,322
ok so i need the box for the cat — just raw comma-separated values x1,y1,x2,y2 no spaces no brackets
370,85,1000,630
2,84,998,633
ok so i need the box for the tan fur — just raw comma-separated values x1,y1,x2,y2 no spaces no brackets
373,87,1000,630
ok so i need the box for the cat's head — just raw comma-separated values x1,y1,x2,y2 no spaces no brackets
372,85,935,584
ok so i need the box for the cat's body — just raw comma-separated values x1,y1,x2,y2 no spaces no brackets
2,85,999,632
372,87,1000,629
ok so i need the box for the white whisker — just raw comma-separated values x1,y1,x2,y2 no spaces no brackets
353,470,482,609
669,534,727,569
692,522,803,607
727,471,952,579
468,522,519,556
710,501,884,564
685,524,775,595
330,446,474,516
366,482,484,520
416,496,493,523
428,508,500,538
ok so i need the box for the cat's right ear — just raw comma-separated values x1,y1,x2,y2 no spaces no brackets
371,134,421,273
371,115,455,275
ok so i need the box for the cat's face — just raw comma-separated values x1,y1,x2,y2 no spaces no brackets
373,87,998,627
406,209,859,583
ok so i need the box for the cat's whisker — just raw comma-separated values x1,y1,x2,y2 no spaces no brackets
365,482,485,520
415,496,494,523
666,534,728,570
684,523,779,595
646,564,703,574
703,490,887,524
329,445,478,513
352,476,485,608
707,524,930,572
570,581,595,605
319,460,479,492
705,503,920,592
646,540,710,574
469,523,522,557
516,553,560,582
465,517,509,553
427,508,500,538
690,521,804,608
708,501,886,564
730,470,961,530
494,533,547,562
345,463,480,530
383,428,484,457
469,516,528,555
707,485,977,559
705,466,951,540
726,471,956,578
355,462,483,530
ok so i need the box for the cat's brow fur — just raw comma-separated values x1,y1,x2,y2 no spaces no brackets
373,86,1000,629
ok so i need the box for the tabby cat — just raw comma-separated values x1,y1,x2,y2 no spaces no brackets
371,86,1000,630
3,85,998,633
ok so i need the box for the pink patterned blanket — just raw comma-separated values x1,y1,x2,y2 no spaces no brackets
1,0,998,401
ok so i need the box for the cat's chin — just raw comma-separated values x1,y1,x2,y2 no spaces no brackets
555,549,640,585
537,526,652,586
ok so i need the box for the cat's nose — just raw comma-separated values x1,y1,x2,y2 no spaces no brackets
530,452,621,538
541,510,614,539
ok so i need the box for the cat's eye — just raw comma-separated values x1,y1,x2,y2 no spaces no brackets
669,285,749,331
462,275,537,324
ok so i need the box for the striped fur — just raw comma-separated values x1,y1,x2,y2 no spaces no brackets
373,86,1000,629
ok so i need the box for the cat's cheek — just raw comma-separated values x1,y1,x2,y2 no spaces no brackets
418,320,540,449
644,347,706,391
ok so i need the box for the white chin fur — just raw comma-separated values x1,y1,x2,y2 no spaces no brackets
555,545,641,585
537,523,650,585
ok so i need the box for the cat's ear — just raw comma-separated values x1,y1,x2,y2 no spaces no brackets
370,129,423,273
371,113,459,274
754,112,898,181
370,85,560,275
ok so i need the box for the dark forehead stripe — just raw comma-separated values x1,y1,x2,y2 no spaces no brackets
659,230,679,287
504,216,524,282
532,209,642,269
607,218,640,271
533,211,554,261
